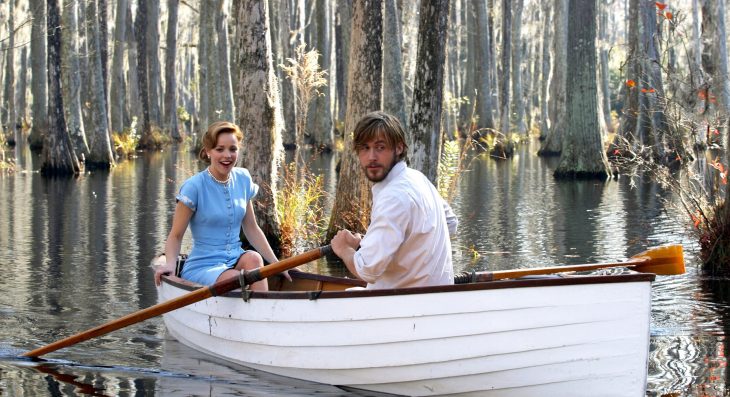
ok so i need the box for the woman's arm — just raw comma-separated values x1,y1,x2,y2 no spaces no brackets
241,201,279,264
155,201,193,286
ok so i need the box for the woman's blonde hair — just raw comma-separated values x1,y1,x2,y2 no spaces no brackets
198,121,244,163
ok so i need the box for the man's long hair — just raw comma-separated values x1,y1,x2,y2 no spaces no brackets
352,111,408,162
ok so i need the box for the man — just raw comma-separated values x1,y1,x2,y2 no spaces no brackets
331,111,458,289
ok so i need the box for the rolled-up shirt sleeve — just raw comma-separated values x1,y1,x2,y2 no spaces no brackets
443,199,458,236
353,195,409,283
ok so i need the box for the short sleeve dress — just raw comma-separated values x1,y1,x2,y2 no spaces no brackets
176,167,259,285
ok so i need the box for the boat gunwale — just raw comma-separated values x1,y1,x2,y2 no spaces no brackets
161,271,656,300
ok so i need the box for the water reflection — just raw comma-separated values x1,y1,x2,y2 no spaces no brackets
0,143,727,396
158,339,351,396
34,363,112,397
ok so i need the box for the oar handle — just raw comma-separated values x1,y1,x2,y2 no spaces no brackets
22,245,331,358
244,245,332,285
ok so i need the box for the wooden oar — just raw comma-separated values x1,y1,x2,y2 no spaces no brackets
455,245,685,283
22,245,332,358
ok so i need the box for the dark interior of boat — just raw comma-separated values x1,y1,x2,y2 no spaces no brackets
160,252,656,301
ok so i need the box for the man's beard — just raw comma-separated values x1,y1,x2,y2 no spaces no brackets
363,152,398,182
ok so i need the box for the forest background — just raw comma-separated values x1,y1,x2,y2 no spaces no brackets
0,0,729,271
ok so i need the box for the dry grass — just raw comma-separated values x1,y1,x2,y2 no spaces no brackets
112,118,140,158
611,132,730,273
280,42,327,158
0,133,14,174
275,162,329,257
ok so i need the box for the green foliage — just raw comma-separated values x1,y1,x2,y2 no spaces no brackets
437,135,478,204
0,132,13,174
182,132,198,153
444,91,470,136
275,162,329,257
112,117,139,158
0,159,14,173
438,139,461,200
177,106,191,123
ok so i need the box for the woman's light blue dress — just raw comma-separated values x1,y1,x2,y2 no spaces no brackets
176,167,258,285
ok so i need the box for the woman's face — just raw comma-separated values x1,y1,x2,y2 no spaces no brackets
206,132,240,176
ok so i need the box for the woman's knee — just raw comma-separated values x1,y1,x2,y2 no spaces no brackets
237,251,263,271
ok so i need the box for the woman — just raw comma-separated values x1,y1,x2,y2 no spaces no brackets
153,121,282,291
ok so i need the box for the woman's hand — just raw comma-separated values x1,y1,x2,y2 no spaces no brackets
153,256,176,286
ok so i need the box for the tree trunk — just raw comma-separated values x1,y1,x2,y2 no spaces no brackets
62,0,89,158
538,0,551,139
444,0,460,137
17,46,27,132
4,0,15,144
689,0,704,119
289,0,306,145
125,2,141,129
598,0,612,132
311,0,335,150
28,0,48,150
526,6,540,132
86,0,115,169
198,2,210,133
334,0,352,126
510,0,527,136
79,0,92,131
110,0,128,134
145,0,162,128
382,0,407,130
459,0,474,135
702,0,730,113
205,1,222,123
494,0,513,157
455,0,468,128
409,0,450,183
401,0,420,116
554,0,610,180
98,0,110,133
473,0,495,132
234,0,283,252
41,0,81,176
617,0,639,149
279,0,296,147
165,0,181,140
538,0,567,156
327,0,383,239
135,0,152,145
639,0,670,160
216,0,235,122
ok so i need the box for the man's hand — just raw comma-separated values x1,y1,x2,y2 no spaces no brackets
331,230,363,278
331,229,361,257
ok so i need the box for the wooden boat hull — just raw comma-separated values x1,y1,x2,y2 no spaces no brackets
158,271,654,396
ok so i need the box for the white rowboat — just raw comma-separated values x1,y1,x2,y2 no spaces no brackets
158,269,656,396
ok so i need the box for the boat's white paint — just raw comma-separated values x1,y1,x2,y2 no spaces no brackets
159,275,652,396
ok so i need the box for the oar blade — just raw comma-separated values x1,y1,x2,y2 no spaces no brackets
630,244,685,275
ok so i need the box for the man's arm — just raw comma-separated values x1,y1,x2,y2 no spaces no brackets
443,199,458,236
